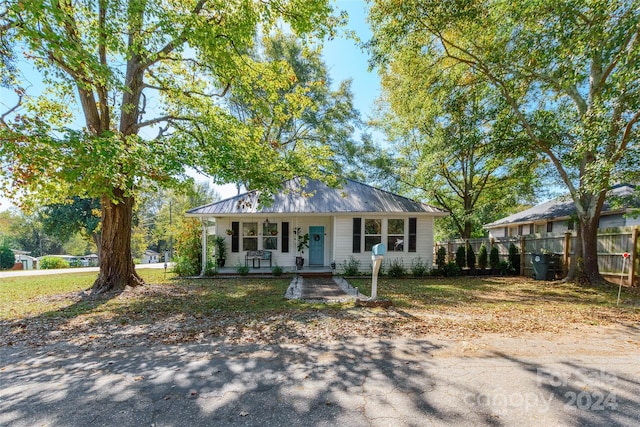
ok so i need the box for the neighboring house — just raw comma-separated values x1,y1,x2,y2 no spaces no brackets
13,250,37,270
485,184,639,239
186,177,447,273
142,250,160,264
78,254,99,267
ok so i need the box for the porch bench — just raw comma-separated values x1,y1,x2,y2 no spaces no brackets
245,250,272,268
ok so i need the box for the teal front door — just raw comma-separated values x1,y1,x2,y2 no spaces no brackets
308,226,324,266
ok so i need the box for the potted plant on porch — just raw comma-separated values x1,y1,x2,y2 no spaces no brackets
294,227,309,269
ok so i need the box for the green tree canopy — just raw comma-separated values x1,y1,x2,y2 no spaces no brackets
41,197,101,253
225,32,361,186
373,60,540,239
0,0,343,294
368,0,640,284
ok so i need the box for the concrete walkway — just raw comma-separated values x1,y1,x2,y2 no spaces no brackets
285,275,364,302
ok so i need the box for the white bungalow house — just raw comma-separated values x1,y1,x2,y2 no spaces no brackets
185,177,447,274
485,184,639,238
142,249,161,264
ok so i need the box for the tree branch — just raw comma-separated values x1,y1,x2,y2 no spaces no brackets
0,88,23,128
140,0,208,70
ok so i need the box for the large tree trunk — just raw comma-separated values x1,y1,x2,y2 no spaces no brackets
579,216,604,286
91,190,144,295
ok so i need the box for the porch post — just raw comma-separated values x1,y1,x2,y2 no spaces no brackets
200,219,207,276
332,216,338,269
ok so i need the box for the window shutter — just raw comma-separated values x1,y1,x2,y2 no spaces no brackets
353,218,361,253
231,221,239,252
408,217,417,252
282,222,290,253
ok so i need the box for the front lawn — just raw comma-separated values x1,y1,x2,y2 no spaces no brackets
1,272,638,348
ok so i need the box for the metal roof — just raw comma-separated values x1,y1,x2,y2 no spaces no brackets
186,177,447,217
484,184,637,228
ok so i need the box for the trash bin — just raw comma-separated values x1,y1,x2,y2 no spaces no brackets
532,253,549,280
547,254,561,280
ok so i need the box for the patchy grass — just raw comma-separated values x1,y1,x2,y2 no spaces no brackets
347,276,629,309
0,269,172,319
2,273,639,349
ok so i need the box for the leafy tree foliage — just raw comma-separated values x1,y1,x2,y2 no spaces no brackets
137,180,219,255
373,69,540,239
41,197,101,254
368,0,640,285
172,218,203,277
8,210,63,257
0,244,14,269
226,32,361,185
0,0,343,294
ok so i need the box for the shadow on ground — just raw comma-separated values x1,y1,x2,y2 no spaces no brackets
2,337,639,427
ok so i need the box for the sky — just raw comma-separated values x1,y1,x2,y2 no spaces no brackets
0,0,379,212
216,0,380,201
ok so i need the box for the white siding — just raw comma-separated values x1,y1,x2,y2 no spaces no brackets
214,214,438,270
216,216,333,268
334,215,435,273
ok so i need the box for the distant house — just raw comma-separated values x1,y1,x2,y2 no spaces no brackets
142,250,160,264
13,250,37,270
485,184,639,238
186,177,447,273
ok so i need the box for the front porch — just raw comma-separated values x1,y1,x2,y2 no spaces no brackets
213,265,334,276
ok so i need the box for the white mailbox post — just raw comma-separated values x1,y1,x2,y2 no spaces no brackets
371,243,386,300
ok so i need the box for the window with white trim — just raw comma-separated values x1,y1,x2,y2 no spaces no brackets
387,219,405,251
263,222,278,250
243,222,258,251
364,219,382,251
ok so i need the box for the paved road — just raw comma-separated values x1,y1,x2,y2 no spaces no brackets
1,337,638,427
2,270,639,426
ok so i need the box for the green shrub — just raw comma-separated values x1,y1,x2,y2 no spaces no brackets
499,260,514,276
436,246,446,271
508,243,520,275
444,261,461,277
478,244,488,270
387,258,406,278
466,245,476,270
172,255,199,277
411,258,428,277
173,218,202,277
342,256,361,275
204,260,217,277
236,264,250,275
39,256,70,270
272,265,283,276
0,245,14,270
489,246,500,270
455,246,466,268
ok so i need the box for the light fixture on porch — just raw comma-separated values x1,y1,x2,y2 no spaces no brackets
264,218,270,225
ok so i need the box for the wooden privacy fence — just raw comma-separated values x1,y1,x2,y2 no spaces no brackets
435,227,640,286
